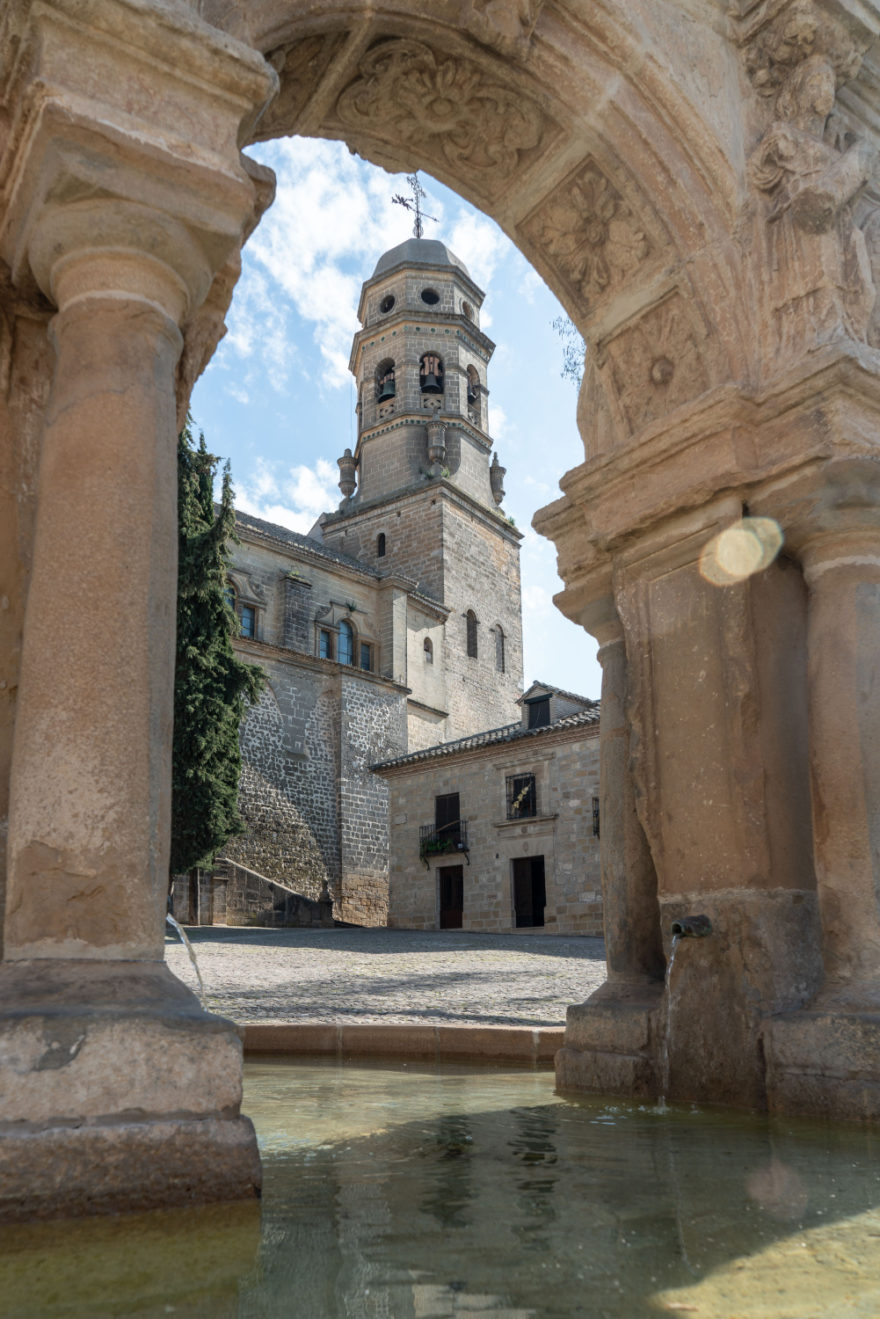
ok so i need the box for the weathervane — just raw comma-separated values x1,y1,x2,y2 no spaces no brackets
392,173,437,239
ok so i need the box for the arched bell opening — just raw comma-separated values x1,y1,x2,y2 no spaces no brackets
419,352,444,396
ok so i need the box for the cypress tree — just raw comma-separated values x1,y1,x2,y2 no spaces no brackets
170,419,264,876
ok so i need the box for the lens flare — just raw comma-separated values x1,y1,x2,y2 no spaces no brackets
699,517,783,586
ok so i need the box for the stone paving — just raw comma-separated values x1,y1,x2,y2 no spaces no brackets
164,926,607,1027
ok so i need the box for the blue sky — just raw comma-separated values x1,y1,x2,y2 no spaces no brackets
191,137,602,699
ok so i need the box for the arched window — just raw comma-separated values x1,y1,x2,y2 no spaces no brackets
424,637,433,664
377,532,386,557
467,365,480,405
495,625,505,673
338,619,354,666
419,353,444,394
376,359,396,401
466,610,478,659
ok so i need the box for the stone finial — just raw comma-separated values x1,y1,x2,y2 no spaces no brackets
337,448,357,499
427,418,447,475
490,451,506,505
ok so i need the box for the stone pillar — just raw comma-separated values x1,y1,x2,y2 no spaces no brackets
0,0,276,1220
755,460,880,1117
801,523,880,992
5,202,201,961
592,604,663,985
555,585,664,1099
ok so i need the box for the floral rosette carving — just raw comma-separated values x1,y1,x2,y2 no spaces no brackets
525,160,650,307
336,41,544,189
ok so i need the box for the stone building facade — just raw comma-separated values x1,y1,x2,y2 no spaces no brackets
179,236,527,927
374,684,602,935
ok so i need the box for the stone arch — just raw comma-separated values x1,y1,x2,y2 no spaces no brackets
6,0,880,1222
233,1,749,465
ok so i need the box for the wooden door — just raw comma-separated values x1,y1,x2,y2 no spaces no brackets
439,866,464,929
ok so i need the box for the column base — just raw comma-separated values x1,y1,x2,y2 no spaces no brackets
764,992,880,1120
0,959,261,1221
555,979,663,1100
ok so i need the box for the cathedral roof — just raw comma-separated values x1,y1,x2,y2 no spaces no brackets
234,508,378,577
370,237,471,281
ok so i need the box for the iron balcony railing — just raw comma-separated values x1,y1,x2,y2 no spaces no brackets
419,819,469,867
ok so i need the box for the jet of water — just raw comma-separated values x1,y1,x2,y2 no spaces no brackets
166,912,208,1011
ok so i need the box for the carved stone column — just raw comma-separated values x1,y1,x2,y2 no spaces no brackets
0,0,276,1219
5,201,206,961
754,459,880,1116
556,586,665,1099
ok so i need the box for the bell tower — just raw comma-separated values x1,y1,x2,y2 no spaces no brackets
320,236,523,747
343,237,502,508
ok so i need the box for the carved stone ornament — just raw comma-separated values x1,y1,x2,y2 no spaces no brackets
460,0,544,59
521,158,651,310
745,0,864,110
601,292,710,433
746,1,873,233
255,34,347,141
335,40,546,196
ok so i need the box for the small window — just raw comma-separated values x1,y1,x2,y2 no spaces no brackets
319,629,333,660
466,610,478,659
379,294,395,314
360,642,372,672
377,533,386,557
526,696,551,729
240,605,256,639
592,796,601,839
424,637,433,664
507,773,537,820
495,625,505,674
421,287,440,305
338,619,354,666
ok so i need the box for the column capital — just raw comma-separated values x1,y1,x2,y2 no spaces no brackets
0,0,277,315
754,457,880,577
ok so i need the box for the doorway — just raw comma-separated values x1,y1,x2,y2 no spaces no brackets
512,856,546,928
439,866,464,929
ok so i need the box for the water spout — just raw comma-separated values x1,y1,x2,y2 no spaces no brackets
670,914,713,939
166,913,208,1011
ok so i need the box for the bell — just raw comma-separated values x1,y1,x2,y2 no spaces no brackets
467,382,478,405
421,371,443,394
377,374,396,402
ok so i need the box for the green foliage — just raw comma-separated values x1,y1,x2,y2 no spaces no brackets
552,315,586,388
170,419,264,876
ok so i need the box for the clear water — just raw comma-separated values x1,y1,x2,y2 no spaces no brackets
4,1058,880,1317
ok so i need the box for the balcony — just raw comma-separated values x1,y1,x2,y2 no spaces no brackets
419,820,470,867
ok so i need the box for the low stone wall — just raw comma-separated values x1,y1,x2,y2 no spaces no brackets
171,861,336,929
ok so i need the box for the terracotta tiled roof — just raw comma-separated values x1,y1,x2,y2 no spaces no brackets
372,707,600,771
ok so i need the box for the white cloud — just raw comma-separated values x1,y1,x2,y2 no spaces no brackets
446,211,511,290
235,456,340,533
522,583,553,617
489,403,507,438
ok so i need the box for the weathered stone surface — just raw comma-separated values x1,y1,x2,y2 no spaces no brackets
6,0,880,1226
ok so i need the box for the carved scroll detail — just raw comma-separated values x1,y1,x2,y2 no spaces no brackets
335,40,546,195
601,293,710,434
521,158,652,310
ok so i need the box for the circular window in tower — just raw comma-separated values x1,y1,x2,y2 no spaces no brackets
421,287,440,305
379,294,396,314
